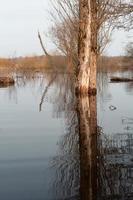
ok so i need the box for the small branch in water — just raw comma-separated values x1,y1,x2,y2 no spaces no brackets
110,77,133,82
38,31,56,69
38,31,58,111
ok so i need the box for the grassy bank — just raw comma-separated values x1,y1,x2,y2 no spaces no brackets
98,56,133,73
0,55,133,74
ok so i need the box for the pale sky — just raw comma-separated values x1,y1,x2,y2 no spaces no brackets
0,0,132,57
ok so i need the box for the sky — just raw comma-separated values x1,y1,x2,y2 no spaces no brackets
0,0,132,57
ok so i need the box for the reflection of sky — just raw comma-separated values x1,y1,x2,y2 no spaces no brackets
98,81,133,135
0,0,132,57
0,78,65,200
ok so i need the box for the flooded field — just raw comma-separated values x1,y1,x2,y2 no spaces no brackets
0,70,133,200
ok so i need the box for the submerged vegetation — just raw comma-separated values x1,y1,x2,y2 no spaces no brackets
0,77,15,87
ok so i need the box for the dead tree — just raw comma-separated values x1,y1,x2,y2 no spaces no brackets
77,0,133,94
77,0,98,95
49,0,133,84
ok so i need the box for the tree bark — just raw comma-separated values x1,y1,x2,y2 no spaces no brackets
77,95,97,199
77,0,97,95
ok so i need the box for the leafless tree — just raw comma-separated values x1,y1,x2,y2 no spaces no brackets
49,0,79,71
49,0,133,70
77,0,133,94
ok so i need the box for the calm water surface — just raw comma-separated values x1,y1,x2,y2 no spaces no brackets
0,71,133,200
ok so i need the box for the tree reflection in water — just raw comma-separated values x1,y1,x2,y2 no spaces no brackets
51,110,80,199
2,71,133,199
98,127,133,200
78,95,98,200
49,74,80,199
49,72,98,199
49,73,133,200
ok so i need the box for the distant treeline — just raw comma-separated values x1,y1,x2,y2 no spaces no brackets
0,55,133,73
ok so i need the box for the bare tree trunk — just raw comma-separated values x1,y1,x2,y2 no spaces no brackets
78,95,97,199
77,0,97,95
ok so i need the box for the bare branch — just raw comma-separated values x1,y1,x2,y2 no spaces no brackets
38,31,50,56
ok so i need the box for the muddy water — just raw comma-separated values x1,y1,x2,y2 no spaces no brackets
0,71,133,200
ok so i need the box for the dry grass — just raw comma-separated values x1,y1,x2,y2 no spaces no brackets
0,55,68,78
98,56,133,73
0,55,67,71
13,55,67,70
0,55,133,75
0,58,14,68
